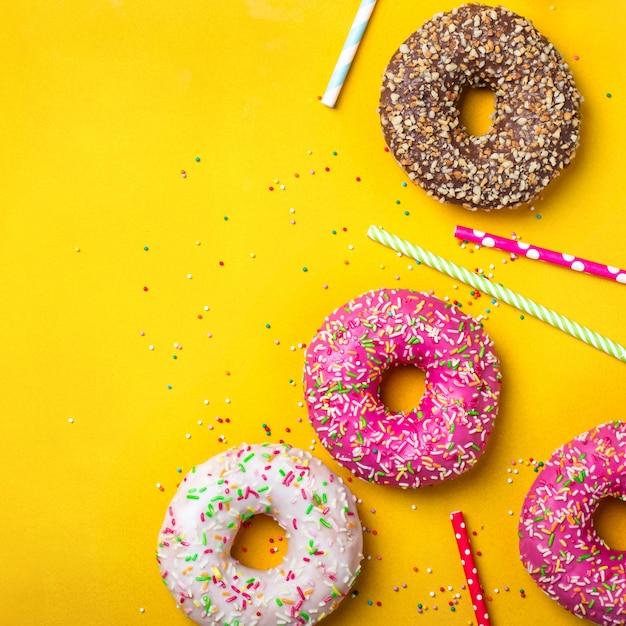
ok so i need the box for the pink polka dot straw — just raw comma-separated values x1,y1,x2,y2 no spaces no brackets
454,225,626,284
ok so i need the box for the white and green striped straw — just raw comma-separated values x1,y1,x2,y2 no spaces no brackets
367,225,626,363
321,0,378,108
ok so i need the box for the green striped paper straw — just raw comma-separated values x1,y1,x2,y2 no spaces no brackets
367,225,626,363
321,0,377,108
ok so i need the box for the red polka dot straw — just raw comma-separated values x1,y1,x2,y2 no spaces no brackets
450,510,492,626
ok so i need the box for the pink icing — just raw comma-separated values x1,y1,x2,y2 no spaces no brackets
519,421,626,625
303,288,501,488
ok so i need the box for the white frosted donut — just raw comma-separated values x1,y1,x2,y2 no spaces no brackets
519,421,626,625
157,443,363,625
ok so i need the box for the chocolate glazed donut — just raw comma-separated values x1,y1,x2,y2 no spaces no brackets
379,4,582,211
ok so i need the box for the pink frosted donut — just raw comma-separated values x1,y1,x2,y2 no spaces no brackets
519,421,626,626
303,288,501,488
157,442,363,625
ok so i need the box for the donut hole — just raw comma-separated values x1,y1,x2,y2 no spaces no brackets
379,364,426,414
593,496,626,551
230,514,288,569
458,85,496,137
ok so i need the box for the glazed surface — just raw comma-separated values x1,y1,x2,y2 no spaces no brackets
379,4,582,210
519,421,626,626
303,288,501,488
157,443,363,625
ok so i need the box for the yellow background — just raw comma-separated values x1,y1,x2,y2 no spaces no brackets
2,1,626,624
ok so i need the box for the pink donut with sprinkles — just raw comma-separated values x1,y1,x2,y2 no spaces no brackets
303,288,501,488
157,443,363,625
519,421,626,626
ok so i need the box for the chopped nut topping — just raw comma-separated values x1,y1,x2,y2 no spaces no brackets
378,4,582,211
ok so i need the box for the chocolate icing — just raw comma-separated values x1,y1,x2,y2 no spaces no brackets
379,4,582,210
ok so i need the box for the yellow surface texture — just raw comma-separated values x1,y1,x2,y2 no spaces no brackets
2,1,626,625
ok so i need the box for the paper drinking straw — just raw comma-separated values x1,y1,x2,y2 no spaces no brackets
366,224,626,363
450,511,492,626
321,0,377,108
455,225,626,285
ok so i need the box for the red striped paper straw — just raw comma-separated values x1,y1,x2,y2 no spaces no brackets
455,225,626,284
450,510,492,626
